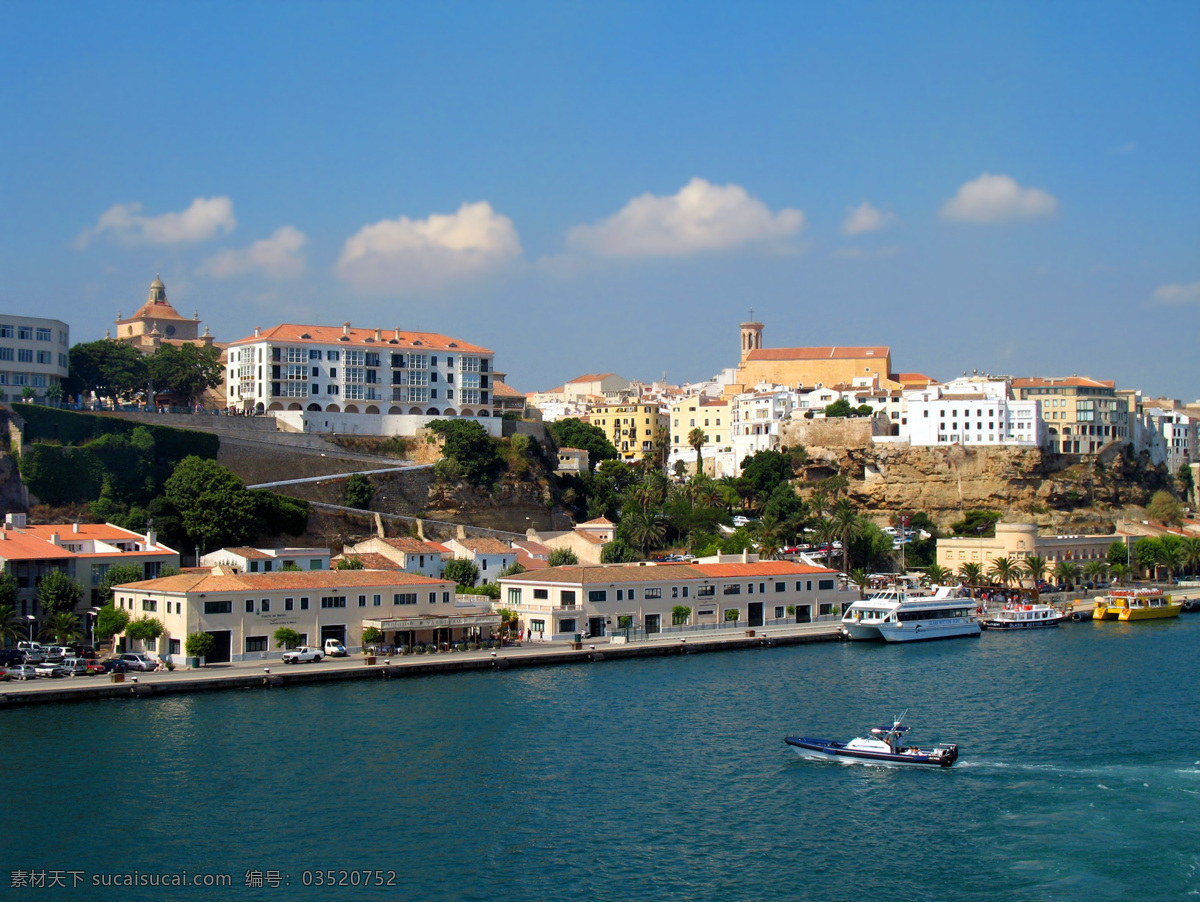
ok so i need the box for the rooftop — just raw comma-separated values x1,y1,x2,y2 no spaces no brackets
745,346,889,362
116,569,452,594
228,323,492,355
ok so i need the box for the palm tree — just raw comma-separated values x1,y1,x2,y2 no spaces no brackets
1021,555,1049,588
1083,560,1109,587
0,603,20,645
925,563,948,585
687,428,707,479
1109,562,1130,586
1156,542,1185,583
1054,560,1080,590
850,567,871,599
624,508,667,557
989,556,1020,587
39,611,82,645
959,562,984,586
1182,536,1200,577
830,499,862,576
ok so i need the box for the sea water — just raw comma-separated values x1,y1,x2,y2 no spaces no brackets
3,618,1198,901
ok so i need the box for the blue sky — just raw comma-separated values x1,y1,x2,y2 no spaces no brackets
2,2,1197,398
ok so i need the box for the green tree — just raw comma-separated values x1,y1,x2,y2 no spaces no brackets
0,603,19,645
95,604,131,643
1146,490,1184,525
1182,536,1200,577
66,339,149,403
98,563,147,602
1107,540,1130,567
823,398,854,418
1178,463,1195,499
671,605,691,625
740,450,795,499
426,419,503,486
147,342,223,407
949,510,1002,537
185,631,215,661
1156,538,1185,581
959,562,984,585
343,474,375,510
1110,562,1130,585
724,608,740,622
545,418,619,471
163,456,260,554
126,616,164,649
601,539,639,563
498,560,527,578
443,558,480,587
0,570,17,609
1054,560,1080,589
360,626,383,650
336,555,365,570
924,563,948,585
621,507,666,557
1134,537,1162,578
36,570,83,616
274,627,302,649
547,548,579,567
39,611,83,644
850,567,871,598
855,404,875,417
688,427,707,478
830,499,862,575
1083,560,1109,586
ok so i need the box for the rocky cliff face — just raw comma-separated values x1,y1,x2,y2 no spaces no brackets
782,420,1169,530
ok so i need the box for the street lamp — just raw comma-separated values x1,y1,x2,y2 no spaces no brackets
87,607,101,650
24,614,35,642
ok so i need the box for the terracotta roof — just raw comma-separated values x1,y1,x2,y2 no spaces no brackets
0,531,75,560
697,561,837,578
117,299,193,325
745,346,889,362
451,537,514,555
515,552,550,571
556,447,586,454
21,523,147,543
579,517,614,527
491,379,523,398
567,373,617,383
331,552,403,571
227,324,492,355
116,569,452,593
1012,377,1115,389
512,539,552,557
219,546,272,560
377,537,447,555
894,372,936,384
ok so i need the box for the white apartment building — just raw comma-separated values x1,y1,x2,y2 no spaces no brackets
903,379,1043,447
1143,407,1198,472
226,323,501,436
730,388,795,464
0,314,69,401
199,546,331,573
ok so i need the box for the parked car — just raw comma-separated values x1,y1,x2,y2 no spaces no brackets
86,659,111,675
43,646,72,663
118,653,157,672
34,661,70,678
5,664,38,681
17,641,46,655
59,658,93,677
282,647,323,664
100,658,129,674
0,649,25,666
323,639,349,658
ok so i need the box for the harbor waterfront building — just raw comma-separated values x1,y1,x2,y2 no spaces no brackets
225,322,500,437
498,558,855,641
0,313,69,402
936,522,1123,575
112,569,496,663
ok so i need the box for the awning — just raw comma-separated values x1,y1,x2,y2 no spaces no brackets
363,614,502,630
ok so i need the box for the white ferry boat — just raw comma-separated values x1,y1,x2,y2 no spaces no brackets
980,602,1064,630
841,585,980,643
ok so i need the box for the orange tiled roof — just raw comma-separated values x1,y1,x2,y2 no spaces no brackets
227,324,492,355
377,537,447,555
0,531,75,560
331,552,403,570
579,517,614,527
1012,376,1115,389
500,560,837,585
220,546,272,560
567,372,617,383
745,346,889,362
21,522,145,543
491,379,523,398
452,537,514,555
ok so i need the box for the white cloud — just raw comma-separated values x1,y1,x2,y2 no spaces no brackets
940,173,1058,223
201,227,308,279
840,201,894,236
75,196,236,248
566,178,804,257
1152,282,1200,305
336,202,521,293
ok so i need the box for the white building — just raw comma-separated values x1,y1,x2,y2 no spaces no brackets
338,536,451,579
0,314,69,401
902,378,1043,448
443,536,517,585
1143,406,1199,472
498,558,855,641
730,387,795,465
225,322,501,436
199,546,331,573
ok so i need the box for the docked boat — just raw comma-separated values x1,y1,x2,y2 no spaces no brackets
1093,588,1182,622
841,585,980,643
980,602,1065,630
785,712,958,768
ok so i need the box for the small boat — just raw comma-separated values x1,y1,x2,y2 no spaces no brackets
842,584,980,643
1093,588,1183,622
785,712,959,768
980,602,1065,630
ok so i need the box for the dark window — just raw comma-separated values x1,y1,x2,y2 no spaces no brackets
204,600,232,614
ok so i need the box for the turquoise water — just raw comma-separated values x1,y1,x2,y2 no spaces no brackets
4,619,1199,901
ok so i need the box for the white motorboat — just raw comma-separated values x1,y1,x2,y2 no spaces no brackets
785,712,959,768
842,584,980,643
980,602,1065,630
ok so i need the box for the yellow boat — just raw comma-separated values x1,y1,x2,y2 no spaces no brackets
1093,588,1182,622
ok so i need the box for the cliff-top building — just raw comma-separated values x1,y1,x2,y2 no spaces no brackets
732,320,896,393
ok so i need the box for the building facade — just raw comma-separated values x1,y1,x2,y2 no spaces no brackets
936,522,1124,577
902,379,1043,448
733,321,895,392
112,568,492,663
199,546,331,573
0,314,69,401
1012,377,1131,454
498,559,854,641
587,402,669,463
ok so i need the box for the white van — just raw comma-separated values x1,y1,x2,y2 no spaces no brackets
324,639,349,657
59,657,91,676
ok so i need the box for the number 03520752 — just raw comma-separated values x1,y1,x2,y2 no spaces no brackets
302,870,398,887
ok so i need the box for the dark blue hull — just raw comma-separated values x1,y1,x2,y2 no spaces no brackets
785,736,957,767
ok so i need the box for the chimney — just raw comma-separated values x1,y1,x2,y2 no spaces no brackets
741,548,749,564
73,522,80,533
146,528,157,548
343,322,351,336
254,326,261,338
394,328,401,340
374,328,382,342
50,532,60,546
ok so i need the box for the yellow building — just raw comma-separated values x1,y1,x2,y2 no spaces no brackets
588,402,669,463
732,321,895,392
937,522,1124,577
1011,377,1131,454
